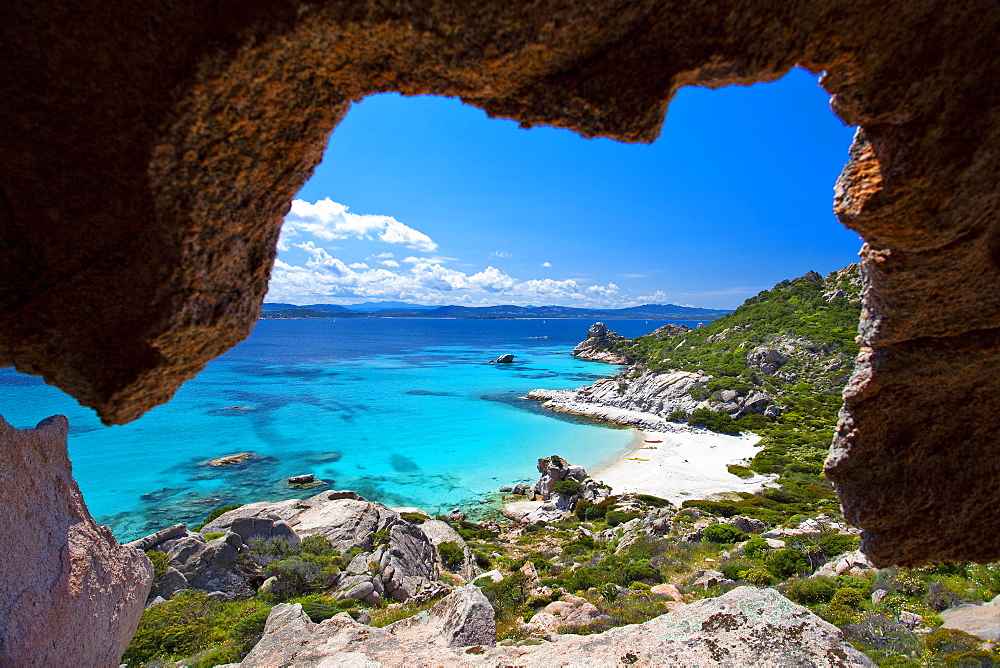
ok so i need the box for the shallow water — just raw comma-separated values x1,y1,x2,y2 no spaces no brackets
0,318,703,540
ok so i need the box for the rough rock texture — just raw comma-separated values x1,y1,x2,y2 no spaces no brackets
201,491,440,602
940,594,1000,642
2,0,999,565
527,594,613,633
242,587,495,666
0,415,153,666
240,585,871,666
572,322,629,364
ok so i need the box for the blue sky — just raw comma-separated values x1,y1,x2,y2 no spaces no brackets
269,68,861,310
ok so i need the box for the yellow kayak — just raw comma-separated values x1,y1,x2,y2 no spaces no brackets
626,457,650,461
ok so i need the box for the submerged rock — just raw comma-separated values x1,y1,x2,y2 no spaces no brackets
207,451,256,466
287,473,315,485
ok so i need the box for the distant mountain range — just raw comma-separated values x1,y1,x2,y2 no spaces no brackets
260,302,732,321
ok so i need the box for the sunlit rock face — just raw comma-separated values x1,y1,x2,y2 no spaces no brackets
0,416,152,666
1,1,999,563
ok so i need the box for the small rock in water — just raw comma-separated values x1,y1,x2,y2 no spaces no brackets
499,486,512,492
489,354,515,364
448,508,466,522
288,473,316,486
207,452,255,467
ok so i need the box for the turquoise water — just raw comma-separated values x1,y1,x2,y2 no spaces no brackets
0,318,701,540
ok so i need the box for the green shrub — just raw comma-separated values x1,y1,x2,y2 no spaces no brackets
721,562,752,581
453,520,495,541
830,587,864,608
666,410,688,422
552,479,582,495
636,494,672,508
574,498,591,520
606,511,641,527
925,628,985,655
195,505,242,531
122,591,218,664
787,576,837,604
818,533,860,557
299,535,337,557
288,594,344,623
687,408,741,434
727,464,754,479
745,567,773,587
202,532,226,541
742,537,770,558
400,512,430,523
943,649,999,667
481,573,530,623
438,541,465,568
146,550,171,580
767,547,808,579
702,523,748,544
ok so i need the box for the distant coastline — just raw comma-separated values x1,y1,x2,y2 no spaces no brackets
260,302,732,321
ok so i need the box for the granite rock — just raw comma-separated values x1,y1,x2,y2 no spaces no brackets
0,415,152,666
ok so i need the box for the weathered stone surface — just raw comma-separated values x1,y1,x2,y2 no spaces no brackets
202,492,439,601
528,595,613,633
940,594,1000,642
241,585,870,666
0,415,152,666
572,322,630,364
2,0,999,565
150,530,257,600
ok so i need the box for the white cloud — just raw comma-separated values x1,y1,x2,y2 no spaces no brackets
266,253,629,307
541,261,552,267
380,260,400,268
369,252,395,259
489,251,512,259
283,199,437,252
403,256,457,264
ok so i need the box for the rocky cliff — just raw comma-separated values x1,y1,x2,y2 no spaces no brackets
530,267,862,433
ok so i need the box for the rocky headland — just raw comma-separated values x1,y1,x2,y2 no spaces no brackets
528,267,863,435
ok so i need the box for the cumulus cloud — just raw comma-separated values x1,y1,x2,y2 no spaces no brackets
380,259,400,267
266,253,627,307
541,261,552,267
282,199,437,252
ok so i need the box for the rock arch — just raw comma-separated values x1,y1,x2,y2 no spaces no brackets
2,0,998,575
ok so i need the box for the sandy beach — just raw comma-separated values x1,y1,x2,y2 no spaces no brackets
590,428,774,503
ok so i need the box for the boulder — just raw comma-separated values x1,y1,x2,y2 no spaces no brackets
287,473,316,485
448,508,467,522
241,585,871,666
490,354,515,364
420,518,480,581
649,584,685,602
528,595,612,633
729,516,767,534
242,587,496,665
196,492,440,602
0,415,152,666
941,594,1000,641
812,550,875,578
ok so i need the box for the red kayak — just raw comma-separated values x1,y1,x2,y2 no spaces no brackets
644,439,663,443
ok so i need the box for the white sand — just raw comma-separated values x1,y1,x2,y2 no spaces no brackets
590,428,774,503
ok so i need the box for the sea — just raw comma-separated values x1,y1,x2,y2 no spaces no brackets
0,318,705,541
